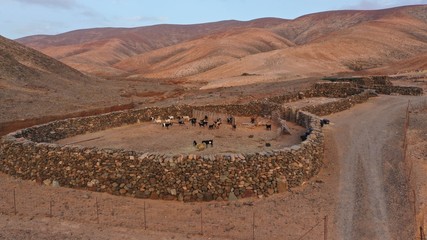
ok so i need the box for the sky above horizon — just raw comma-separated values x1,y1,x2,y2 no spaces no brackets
1,0,426,39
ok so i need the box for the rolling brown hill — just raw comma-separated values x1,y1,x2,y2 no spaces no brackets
111,5,427,89
114,27,295,80
0,35,127,123
16,18,288,77
16,5,427,89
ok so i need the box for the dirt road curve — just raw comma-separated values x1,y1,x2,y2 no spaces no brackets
326,95,426,240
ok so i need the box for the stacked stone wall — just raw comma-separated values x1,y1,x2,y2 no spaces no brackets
373,86,423,96
322,75,423,96
300,90,375,116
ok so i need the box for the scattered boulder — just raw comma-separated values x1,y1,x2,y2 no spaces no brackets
43,179,51,186
277,176,289,193
228,191,238,201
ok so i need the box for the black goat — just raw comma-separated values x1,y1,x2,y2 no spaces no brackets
190,118,197,126
266,124,272,131
227,116,234,125
300,128,313,141
162,122,173,129
199,119,208,127
320,119,330,127
202,140,213,147
250,117,256,124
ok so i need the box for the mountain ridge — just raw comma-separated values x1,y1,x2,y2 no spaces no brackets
14,5,427,86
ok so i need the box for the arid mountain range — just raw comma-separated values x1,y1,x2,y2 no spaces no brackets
1,5,427,123
17,5,427,84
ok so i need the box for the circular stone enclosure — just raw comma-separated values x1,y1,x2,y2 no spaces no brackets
0,98,334,202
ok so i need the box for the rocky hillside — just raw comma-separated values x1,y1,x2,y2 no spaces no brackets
0,35,127,123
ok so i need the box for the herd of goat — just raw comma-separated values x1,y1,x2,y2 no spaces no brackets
149,115,252,150
150,115,236,130
149,115,330,150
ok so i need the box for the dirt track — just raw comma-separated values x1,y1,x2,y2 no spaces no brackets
326,95,426,239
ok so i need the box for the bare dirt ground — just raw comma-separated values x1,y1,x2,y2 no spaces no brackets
57,116,304,155
1,92,426,240
325,95,427,240
407,101,427,236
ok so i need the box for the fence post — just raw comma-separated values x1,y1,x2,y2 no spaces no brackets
144,201,147,230
95,197,100,224
200,207,204,235
253,211,255,240
324,215,328,240
13,188,17,215
49,198,53,217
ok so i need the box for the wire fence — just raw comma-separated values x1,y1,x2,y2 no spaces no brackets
0,185,330,239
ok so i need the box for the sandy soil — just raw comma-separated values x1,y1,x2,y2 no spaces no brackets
325,95,427,239
57,116,305,155
407,101,427,237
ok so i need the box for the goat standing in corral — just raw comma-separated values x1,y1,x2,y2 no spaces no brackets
227,116,234,125
193,140,210,150
250,117,256,124
320,119,330,127
266,123,272,131
213,118,222,129
202,140,213,147
300,128,313,141
190,118,197,126
162,122,173,129
199,119,208,127
151,116,162,124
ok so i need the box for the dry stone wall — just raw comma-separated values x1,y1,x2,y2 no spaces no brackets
373,85,423,96
0,85,374,201
300,90,376,116
323,76,423,96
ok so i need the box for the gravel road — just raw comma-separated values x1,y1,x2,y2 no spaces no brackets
327,95,426,240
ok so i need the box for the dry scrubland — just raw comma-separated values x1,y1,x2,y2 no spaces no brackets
1,4,427,240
